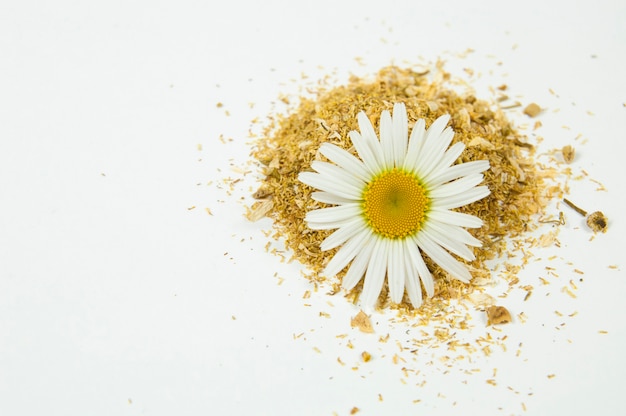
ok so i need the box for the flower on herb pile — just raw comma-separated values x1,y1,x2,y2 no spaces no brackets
298,103,490,307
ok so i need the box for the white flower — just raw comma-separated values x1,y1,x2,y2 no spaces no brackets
298,103,490,307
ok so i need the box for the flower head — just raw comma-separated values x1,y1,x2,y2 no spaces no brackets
298,103,490,307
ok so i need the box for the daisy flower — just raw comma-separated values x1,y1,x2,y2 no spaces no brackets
298,103,490,307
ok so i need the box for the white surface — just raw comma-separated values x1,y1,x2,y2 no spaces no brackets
1,0,625,415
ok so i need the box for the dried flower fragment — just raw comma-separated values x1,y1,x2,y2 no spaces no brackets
486,305,512,326
246,199,274,222
586,211,608,233
351,310,375,333
523,103,542,117
562,145,575,163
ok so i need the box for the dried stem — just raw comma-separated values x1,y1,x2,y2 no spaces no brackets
563,198,587,217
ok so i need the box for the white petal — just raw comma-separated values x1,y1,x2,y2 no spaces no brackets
427,160,490,188
417,127,455,178
415,232,472,283
423,142,465,185
379,110,395,168
298,172,362,200
360,237,389,306
388,239,406,303
427,219,482,247
404,242,423,307
392,103,408,167
342,233,377,290
324,227,372,277
422,222,476,261
431,185,490,210
428,173,484,199
349,131,380,175
311,191,355,205
428,208,484,228
319,143,370,182
414,115,452,174
430,221,483,247
320,218,367,251
357,111,385,170
311,160,366,192
406,239,434,297
305,203,361,228
403,119,426,170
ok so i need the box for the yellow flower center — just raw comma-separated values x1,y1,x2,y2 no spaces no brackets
362,169,429,239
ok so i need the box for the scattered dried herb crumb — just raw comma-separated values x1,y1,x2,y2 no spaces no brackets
586,211,608,233
351,310,375,333
562,145,575,163
486,305,512,326
523,103,542,117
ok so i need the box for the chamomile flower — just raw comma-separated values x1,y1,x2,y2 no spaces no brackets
298,103,490,307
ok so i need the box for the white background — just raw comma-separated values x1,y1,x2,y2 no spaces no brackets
1,0,625,415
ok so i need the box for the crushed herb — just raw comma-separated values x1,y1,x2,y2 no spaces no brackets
586,211,608,233
562,145,575,163
249,65,554,309
486,305,513,326
523,103,542,117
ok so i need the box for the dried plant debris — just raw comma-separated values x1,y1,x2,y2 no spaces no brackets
351,310,375,333
523,103,542,117
250,65,555,309
586,211,608,233
563,198,609,233
486,305,512,326
563,198,588,217
562,145,575,163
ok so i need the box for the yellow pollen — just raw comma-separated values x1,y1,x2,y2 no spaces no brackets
362,169,429,239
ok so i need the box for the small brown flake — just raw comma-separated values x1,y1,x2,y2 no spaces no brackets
562,145,575,163
351,310,374,333
350,407,360,415
361,351,372,362
252,186,273,199
486,306,512,326
523,103,542,117
586,211,608,233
